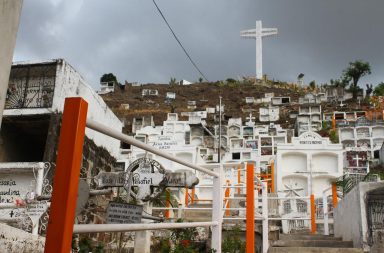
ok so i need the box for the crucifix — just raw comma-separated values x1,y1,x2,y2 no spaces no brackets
240,20,278,80
353,154,363,167
246,112,255,126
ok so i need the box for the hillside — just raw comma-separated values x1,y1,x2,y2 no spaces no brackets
100,81,366,134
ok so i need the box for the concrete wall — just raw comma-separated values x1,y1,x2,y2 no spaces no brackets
53,59,123,159
334,184,364,250
0,0,23,128
4,59,123,159
0,224,45,253
334,182,384,252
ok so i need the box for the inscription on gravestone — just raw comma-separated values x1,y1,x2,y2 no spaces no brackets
106,202,143,224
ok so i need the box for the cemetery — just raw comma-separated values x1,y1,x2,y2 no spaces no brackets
1,59,384,253
1,2,384,253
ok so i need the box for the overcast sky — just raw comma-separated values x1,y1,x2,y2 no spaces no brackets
13,0,384,89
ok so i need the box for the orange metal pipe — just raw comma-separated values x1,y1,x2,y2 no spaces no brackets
191,187,195,204
332,183,338,208
246,163,255,253
271,160,275,193
185,187,189,207
165,190,170,218
225,180,231,217
310,194,316,234
44,98,88,253
332,115,336,130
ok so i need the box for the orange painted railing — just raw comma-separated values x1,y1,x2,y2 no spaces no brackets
225,180,231,217
185,187,189,207
191,187,195,204
165,190,170,218
44,98,88,253
246,163,255,253
332,183,338,208
310,194,316,234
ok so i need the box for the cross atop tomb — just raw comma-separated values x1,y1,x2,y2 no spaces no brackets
246,112,255,126
240,20,278,80
353,154,363,167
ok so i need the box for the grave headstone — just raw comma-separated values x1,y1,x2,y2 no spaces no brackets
106,202,143,224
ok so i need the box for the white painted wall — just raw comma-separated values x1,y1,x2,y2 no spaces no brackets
334,182,384,252
0,224,45,253
52,60,123,159
4,59,123,159
276,132,344,197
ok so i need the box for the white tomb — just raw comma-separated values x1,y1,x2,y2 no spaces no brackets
259,105,279,122
276,131,344,198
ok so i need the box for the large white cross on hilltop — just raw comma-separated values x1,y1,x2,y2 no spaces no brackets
240,20,278,80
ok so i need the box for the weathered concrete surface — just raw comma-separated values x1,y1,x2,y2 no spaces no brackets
269,233,363,253
268,247,364,253
333,182,384,252
0,0,23,128
272,240,353,248
0,223,45,252
279,234,342,241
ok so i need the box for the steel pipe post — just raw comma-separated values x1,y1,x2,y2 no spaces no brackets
323,193,329,235
44,98,88,253
262,182,269,253
310,194,316,234
332,182,338,208
211,165,223,252
246,163,255,253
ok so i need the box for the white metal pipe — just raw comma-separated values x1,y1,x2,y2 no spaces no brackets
268,217,311,220
37,189,114,201
86,119,218,178
323,193,329,235
73,221,218,233
211,165,223,252
0,162,45,173
223,217,264,220
262,182,269,253
223,207,246,210
90,189,113,196
152,207,213,210
267,196,310,200
36,168,44,196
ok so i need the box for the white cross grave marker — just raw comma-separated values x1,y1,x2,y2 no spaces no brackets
246,112,256,126
353,154,363,167
241,20,278,80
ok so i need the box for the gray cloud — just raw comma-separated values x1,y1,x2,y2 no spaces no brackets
14,0,384,89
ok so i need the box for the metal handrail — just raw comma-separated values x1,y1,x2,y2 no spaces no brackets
86,119,219,178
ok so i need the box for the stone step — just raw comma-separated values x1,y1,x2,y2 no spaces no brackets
272,240,353,248
279,234,343,241
268,247,363,253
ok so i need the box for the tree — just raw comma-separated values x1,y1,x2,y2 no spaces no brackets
342,60,371,99
169,77,177,85
373,82,384,96
309,80,316,90
198,77,203,83
100,73,118,84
